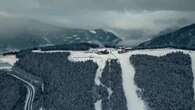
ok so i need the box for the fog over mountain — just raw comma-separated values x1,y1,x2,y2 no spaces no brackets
1,1,195,110
0,0,195,46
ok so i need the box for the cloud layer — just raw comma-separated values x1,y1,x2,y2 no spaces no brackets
0,0,195,46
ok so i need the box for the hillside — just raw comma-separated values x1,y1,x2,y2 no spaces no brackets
1,20,195,110
0,48,195,110
0,19,122,53
134,24,195,50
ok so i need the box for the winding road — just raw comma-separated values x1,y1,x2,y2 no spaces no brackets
8,71,35,110
0,65,41,110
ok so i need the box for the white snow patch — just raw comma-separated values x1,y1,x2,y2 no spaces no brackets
90,30,97,34
189,51,195,100
0,66,12,70
117,53,146,110
130,48,186,57
0,55,18,66
107,87,113,99
95,100,102,110
39,107,44,110
73,34,78,37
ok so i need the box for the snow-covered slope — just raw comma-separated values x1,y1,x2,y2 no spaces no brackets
135,24,195,50
31,48,195,110
1,48,194,110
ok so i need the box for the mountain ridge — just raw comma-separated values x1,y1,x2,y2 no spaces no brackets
134,23,195,50
0,19,122,53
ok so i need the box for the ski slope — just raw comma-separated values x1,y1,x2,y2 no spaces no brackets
32,48,195,110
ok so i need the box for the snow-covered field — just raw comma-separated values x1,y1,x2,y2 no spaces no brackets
0,55,18,65
0,55,18,70
31,48,195,110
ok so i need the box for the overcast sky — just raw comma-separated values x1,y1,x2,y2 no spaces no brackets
0,0,195,45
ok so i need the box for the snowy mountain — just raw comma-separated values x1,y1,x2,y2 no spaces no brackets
0,48,195,110
1,19,195,110
134,24,195,49
0,19,122,53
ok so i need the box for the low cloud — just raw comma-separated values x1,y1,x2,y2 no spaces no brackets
0,0,195,46
49,10,195,35
0,11,14,17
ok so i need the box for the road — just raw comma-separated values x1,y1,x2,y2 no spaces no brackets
0,66,42,110
8,71,35,110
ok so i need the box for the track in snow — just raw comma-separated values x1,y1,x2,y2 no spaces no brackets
31,48,195,109
68,49,147,110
